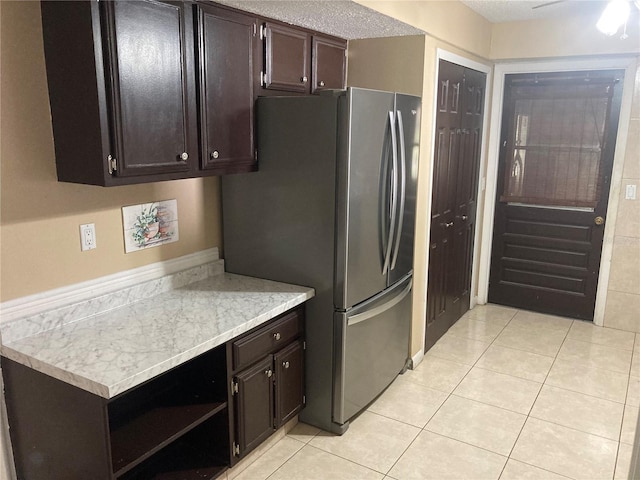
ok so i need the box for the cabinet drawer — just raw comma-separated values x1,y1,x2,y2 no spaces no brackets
232,309,302,371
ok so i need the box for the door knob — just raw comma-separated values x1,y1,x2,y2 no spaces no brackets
282,361,290,369
442,222,454,228
179,152,188,161
461,215,468,221
273,332,281,340
301,76,308,83
265,369,273,378
319,80,325,87
594,216,605,226
210,150,219,160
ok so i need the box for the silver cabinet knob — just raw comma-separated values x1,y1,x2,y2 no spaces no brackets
461,215,468,221
319,80,325,87
179,152,188,161
273,332,281,341
442,222,454,228
210,150,219,160
301,76,308,83
282,361,290,369
265,369,273,378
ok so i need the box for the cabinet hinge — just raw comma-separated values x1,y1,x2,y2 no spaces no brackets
260,24,266,41
233,442,240,456
253,23,257,37
260,71,265,87
108,155,117,175
231,379,239,395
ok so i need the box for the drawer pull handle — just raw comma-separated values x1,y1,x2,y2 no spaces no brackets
282,361,290,369
265,369,273,378
273,332,281,341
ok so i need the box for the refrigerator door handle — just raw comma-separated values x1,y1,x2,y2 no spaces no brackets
347,278,412,327
390,109,406,271
382,111,398,276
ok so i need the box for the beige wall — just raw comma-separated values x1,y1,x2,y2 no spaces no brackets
355,0,492,59
604,60,640,332
0,1,223,302
491,10,640,60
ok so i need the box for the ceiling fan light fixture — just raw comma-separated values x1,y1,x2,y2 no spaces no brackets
597,0,631,36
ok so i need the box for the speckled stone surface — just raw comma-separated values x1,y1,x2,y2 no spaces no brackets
1,273,314,398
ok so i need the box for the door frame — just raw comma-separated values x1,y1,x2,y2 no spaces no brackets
420,49,492,358
477,56,637,326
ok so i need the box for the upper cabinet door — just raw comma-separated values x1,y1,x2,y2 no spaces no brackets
263,23,309,93
312,36,346,93
103,0,197,178
198,5,257,173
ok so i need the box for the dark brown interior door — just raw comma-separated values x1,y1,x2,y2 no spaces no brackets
489,70,624,320
426,60,486,351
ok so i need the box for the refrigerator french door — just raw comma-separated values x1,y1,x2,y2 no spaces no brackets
221,88,421,434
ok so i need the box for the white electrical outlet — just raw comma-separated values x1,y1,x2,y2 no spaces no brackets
626,184,637,200
80,223,97,251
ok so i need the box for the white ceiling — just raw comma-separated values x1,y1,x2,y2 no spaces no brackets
460,0,608,23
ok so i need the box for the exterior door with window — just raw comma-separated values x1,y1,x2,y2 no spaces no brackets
489,70,624,320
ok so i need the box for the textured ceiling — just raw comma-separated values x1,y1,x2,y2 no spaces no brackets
460,0,608,23
214,0,424,39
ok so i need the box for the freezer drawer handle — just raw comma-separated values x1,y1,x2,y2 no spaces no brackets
347,279,412,327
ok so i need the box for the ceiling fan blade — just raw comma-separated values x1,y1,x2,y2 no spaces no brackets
532,0,566,9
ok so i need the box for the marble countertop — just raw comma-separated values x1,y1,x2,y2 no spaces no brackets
1,273,314,398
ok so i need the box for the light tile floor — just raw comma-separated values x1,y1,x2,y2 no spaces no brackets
224,304,640,480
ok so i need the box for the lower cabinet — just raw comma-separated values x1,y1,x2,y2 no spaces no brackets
228,307,305,461
3,306,306,479
2,345,230,480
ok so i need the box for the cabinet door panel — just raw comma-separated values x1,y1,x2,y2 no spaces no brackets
264,23,309,93
274,341,304,428
199,6,257,173
235,356,274,456
105,0,195,177
312,36,346,93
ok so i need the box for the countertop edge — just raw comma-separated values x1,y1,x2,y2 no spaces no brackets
1,287,314,399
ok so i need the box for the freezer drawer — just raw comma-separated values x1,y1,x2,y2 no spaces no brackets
333,275,412,426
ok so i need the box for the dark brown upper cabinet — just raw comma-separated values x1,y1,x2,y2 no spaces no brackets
262,22,310,93
197,4,258,174
41,0,199,186
312,35,347,93
260,21,346,95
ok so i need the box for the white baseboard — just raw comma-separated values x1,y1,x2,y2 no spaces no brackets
411,349,425,369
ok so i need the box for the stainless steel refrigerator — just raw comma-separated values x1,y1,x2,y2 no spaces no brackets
222,87,421,434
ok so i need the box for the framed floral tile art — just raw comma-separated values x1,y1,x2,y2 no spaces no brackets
122,199,179,253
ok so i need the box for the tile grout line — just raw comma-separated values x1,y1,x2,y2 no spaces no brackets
501,316,574,478
422,307,518,478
